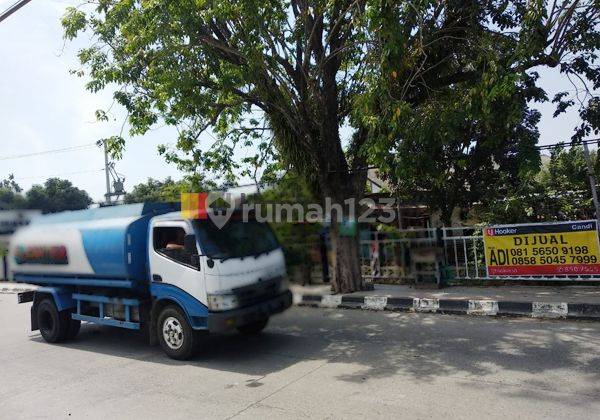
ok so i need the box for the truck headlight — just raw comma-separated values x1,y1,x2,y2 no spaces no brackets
207,294,239,311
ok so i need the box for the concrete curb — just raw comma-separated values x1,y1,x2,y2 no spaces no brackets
3,283,600,321
0,283,36,294
296,293,600,320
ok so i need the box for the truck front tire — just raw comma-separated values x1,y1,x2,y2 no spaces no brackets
157,305,196,360
37,298,70,343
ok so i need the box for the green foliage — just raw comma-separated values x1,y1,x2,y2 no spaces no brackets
61,0,372,199
124,176,216,204
256,172,317,205
359,1,599,224
249,173,321,268
0,174,26,210
62,1,600,202
62,1,600,291
476,146,600,223
25,178,93,214
377,78,543,223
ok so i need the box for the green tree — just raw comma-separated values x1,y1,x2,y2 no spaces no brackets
537,146,598,220
251,173,322,281
476,146,599,223
0,174,26,210
381,86,542,224
361,1,599,225
124,176,217,204
62,1,600,292
25,178,92,214
62,0,374,292
124,177,179,204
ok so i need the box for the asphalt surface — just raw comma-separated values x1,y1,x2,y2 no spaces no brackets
1,296,599,419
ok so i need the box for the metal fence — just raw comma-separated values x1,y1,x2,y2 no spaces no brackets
360,226,600,283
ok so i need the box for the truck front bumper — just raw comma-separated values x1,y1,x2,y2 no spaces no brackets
207,290,292,332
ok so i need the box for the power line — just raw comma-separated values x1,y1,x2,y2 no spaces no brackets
12,168,104,181
0,143,98,161
0,0,32,23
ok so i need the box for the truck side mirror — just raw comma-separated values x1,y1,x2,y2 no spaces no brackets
184,234,197,254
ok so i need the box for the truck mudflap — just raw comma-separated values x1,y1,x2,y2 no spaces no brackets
208,290,292,332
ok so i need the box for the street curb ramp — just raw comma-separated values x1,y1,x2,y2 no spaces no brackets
297,294,600,321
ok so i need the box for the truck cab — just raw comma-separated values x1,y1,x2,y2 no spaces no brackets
12,203,292,360
148,211,291,357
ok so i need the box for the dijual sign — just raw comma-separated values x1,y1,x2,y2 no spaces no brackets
483,220,600,276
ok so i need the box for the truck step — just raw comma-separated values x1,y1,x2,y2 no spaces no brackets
73,293,141,330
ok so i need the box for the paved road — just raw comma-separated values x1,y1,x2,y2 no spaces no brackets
1,295,599,419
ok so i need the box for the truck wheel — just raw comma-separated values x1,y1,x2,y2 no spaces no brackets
37,299,69,343
65,318,81,340
157,305,195,360
237,318,269,335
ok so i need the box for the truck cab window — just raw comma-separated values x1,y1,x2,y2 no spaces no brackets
153,227,192,265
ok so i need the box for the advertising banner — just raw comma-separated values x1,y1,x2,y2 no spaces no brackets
483,220,600,276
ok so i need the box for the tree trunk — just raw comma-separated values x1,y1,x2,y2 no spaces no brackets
329,218,363,294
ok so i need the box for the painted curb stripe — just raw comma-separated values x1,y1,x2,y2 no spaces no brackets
467,300,499,316
439,299,469,314
497,301,533,315
532,302,568,318
362,296,387,310
385,297,414,311
339,295,364,309
321,295,342,308
295,293,600,321
300,294,322,306
567,303,600,318
413,298,439,312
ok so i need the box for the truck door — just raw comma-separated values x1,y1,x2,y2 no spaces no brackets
149,221,206,305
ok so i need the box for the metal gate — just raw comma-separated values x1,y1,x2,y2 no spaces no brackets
360,226,600,283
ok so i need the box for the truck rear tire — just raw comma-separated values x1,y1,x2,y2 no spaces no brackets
237,318,269,335
37,298,69,343
157,305,196,360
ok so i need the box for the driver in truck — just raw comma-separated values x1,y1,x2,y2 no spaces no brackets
165,229,185,250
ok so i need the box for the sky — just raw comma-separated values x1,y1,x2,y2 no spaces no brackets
0,0,594,202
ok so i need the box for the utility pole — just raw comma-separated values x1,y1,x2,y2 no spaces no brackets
0,0,32,23
1,0,124,206
582,142,600,228
103,140,112,205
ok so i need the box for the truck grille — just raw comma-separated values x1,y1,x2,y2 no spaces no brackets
232,276,282,308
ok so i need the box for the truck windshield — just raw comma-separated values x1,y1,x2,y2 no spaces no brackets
193,219,279,260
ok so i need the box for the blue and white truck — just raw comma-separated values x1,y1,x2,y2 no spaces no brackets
11,202,292,359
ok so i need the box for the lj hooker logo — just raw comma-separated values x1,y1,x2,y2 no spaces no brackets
181,192,236,229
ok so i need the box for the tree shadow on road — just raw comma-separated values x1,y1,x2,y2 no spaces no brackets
28,307,600,403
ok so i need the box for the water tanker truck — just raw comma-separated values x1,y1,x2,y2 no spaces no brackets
11,202,292,359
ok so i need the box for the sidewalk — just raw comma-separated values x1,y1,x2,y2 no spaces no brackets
292,283,600,320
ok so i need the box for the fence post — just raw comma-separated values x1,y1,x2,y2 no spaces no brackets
583,142,600,228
